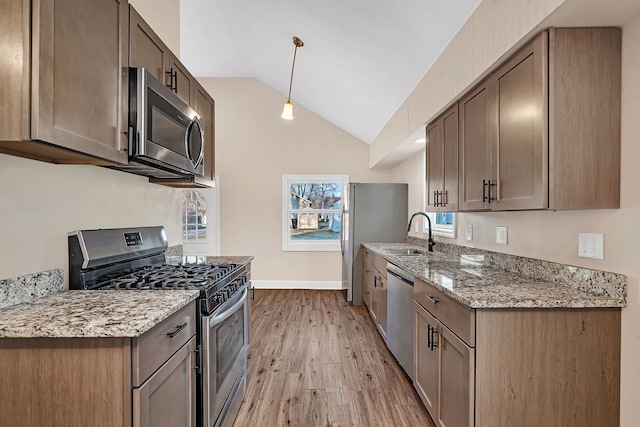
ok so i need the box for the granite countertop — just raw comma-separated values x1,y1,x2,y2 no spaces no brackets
0,290,199,338
167,255,254,267
364,243,625,309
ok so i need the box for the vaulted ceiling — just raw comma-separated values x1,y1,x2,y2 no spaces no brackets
180,0,482,145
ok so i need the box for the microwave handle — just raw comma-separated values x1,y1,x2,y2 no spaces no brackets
186,118,205,167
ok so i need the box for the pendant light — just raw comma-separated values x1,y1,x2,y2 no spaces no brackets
281,36,304,120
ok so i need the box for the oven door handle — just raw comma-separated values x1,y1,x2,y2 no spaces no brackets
209,287,248,328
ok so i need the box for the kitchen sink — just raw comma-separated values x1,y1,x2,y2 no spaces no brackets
383,247,428,256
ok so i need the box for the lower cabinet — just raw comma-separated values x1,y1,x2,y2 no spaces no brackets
414,278,621,426
363,249,388,341
415,302,474,427
0,301,197,427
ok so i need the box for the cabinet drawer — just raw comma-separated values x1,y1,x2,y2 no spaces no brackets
364,250,387,276
414,278,475,346
132,301,196,386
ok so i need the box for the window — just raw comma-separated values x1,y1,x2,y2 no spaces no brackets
282,174,348,251
424,211,456,238
182,190,207,243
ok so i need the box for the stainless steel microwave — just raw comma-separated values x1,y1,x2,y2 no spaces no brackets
123,68,205,178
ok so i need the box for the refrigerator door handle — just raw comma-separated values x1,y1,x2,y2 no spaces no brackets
340,208,345,255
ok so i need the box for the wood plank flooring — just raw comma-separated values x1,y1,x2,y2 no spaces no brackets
233,289,435,427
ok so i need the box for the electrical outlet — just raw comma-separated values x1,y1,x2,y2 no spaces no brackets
496,226,508,244
578,233,604,259
414,221,419,232
466,225,473,241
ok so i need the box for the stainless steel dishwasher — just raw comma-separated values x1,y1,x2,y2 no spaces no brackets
386,262,415,381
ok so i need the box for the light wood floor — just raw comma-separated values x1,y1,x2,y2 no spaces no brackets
233,289,435,427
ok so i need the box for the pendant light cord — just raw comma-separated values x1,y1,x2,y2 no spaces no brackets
286,37,304,103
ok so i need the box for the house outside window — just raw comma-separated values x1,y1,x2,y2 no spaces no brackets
182,190,207,243
282,174,348,251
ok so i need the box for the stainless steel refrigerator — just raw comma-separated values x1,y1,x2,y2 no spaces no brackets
341,183,408,305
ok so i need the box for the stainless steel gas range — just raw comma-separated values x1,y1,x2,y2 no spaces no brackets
68,226,250,427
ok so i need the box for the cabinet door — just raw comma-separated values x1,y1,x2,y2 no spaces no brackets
31,0,128,164
129,5,171,83
134,336,197,427
426,120,444,210
166,55,195,106
362,262,373,308
438,320,474,427
415,302,439,417
492,32,548,210
442,105,459,211
194,82,216,185
459,81,492,211
377,274,387,341
426,104,459,212
370,272,380,325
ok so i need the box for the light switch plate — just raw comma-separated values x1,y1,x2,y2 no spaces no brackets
496,226,508,244
578,233,604,259
466,225,473,241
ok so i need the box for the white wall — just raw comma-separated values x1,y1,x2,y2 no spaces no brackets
197,77,394,283
393,12,640,426
0,155,183,282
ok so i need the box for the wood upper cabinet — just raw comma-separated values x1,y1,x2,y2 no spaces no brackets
0,0,129,165
129,6,195,106
167,56,196,106
492,32,547,210
129,5,171,83
459,80,492,211
193,81,216,186
458,27,621,211
426,104,459,211
549,27,621,209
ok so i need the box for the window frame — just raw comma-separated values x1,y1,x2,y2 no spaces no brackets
282,174,349,252
424,211,456,238
182,189,208,244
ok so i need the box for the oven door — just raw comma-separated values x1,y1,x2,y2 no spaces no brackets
132,67,205,176
202,286,248,427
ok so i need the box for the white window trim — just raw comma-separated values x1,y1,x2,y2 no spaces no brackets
424,211,456,238
282,174,349,252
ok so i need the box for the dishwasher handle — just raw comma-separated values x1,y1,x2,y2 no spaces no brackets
386,263,415,285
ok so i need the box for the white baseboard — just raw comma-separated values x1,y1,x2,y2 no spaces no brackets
251,280,343,290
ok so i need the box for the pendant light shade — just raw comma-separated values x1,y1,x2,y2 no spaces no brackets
281,36,304,120
281,101,294,120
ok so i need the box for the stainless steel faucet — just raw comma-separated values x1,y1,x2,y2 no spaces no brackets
407,212,435,251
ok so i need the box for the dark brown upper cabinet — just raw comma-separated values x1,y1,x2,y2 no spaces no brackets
426,104,459,212
0,0,129,165
458,27,621,211
129,6,195,106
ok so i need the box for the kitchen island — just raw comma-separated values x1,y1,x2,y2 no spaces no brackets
363,242,624,427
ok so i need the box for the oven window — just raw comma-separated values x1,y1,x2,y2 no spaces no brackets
215,307,245,391
146,88,190,155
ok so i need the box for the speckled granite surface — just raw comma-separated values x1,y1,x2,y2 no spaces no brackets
165,244,183,258
0,269,64,309
366,241,626,309
166,255,254,267
407,237,626,301
0,290,199,338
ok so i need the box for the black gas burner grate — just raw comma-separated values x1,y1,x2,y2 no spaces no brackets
102,262,238,291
